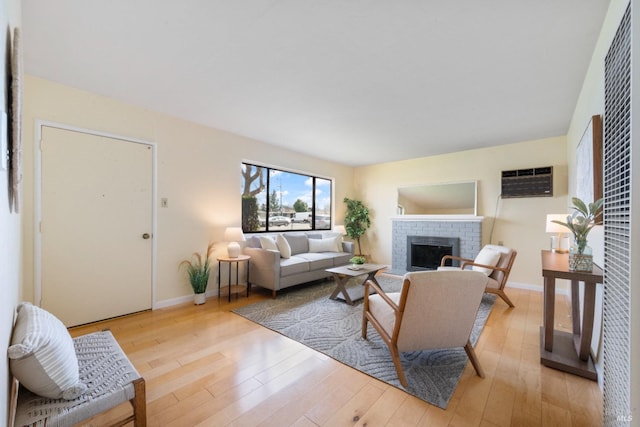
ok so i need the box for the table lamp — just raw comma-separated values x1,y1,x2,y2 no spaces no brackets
224,227,245,258
545,214,569,253
334,225,346,235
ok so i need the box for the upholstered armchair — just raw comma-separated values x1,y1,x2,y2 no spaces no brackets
439,245,517,308
361,270,489,387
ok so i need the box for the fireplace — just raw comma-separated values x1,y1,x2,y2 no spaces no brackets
406,236,460,271
391,217,481,274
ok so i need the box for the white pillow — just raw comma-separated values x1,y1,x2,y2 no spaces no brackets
8,302,87,400
472,247,501,276
276,234,291,258
308,235,342,253
328,235,344,252
259,236,279,252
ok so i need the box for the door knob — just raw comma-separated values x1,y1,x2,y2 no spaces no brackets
142,233,151,239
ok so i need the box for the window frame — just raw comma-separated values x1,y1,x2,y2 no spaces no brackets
241,162,333,234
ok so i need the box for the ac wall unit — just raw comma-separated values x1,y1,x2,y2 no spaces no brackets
501,166,553,198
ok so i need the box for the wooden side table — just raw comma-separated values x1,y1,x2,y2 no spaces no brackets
217,255,250,302
540,250,602,380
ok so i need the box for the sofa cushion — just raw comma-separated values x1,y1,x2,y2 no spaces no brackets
8,302,87,400
259,236,279,252
280,256,311,276
331,251,353,266
295,253,335,270
283,234,309,255
246,236,262,249
322,231,344,239
276,234,291,258
368,292,402,336
308,235,342,253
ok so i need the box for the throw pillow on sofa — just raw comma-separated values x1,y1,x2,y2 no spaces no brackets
259,236,279,252
8,302,87,400
308,235,343,253
276,234,292,258
282,234,309,255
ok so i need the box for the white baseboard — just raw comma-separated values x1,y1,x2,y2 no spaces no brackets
152,280,567,310
506,281,570,297
153,289,219,309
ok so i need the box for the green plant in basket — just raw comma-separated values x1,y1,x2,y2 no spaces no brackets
179,242,215,294
350,256,366,265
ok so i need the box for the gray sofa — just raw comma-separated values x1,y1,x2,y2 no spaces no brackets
244,232,354,297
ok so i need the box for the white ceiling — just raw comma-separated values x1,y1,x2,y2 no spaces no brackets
21,1,609,166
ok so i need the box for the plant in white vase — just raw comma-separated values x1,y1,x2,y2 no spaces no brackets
350,255,366,265
349,255,366,270
180,242,215,304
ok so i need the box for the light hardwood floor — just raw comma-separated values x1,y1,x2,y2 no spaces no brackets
70,277,603,426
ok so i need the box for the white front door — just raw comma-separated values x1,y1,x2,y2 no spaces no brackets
40,125,154,326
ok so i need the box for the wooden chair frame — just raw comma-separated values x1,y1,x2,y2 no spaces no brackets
441,249,517,307
9,328,147,427
361,277,485,387
10,376,146,427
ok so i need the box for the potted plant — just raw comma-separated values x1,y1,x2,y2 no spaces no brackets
179,242,215,305
349,255,366,270
343,197,371,256
552,197,603,271
350,255,366,264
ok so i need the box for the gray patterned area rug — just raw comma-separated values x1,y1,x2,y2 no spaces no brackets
233,274,495,408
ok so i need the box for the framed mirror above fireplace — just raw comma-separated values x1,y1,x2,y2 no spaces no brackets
396,180,477,216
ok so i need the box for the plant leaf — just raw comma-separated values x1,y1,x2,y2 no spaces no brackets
572,197,588,216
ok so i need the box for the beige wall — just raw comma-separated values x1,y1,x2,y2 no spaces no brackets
353,137,569,288
21,76,355,305
1,0,21,423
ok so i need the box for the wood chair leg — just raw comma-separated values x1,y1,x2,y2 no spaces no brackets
496,289,515,308
464,340,485,378
487,289,515,308
390,345,408,387
362,313,369,339
132,377,147,426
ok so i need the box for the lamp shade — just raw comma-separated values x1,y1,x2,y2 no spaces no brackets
224,227,245,258
545,214,568,234
224,227,245,242
333,225,346,235
545,214,570,253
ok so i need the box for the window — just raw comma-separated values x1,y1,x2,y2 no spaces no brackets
241,163,332,233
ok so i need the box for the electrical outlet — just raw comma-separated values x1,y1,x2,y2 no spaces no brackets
161,198,168,208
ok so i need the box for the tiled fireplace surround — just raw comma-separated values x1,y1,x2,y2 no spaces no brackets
391,217,483,274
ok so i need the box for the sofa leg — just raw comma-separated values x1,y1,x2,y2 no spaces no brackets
272,290,277,298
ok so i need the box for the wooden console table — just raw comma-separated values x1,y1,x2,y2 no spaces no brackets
540,250,602,380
